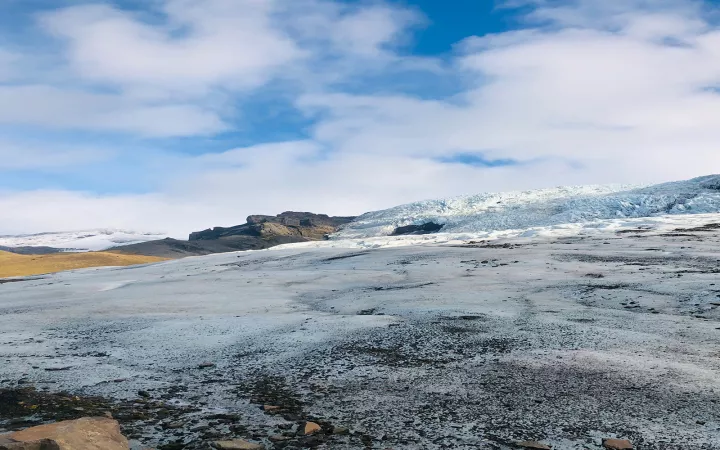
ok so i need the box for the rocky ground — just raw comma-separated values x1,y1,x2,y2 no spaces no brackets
1,221,720,449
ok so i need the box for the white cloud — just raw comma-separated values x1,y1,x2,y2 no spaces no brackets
0,85,226,136
0,140,113,170
2,0,720,236
295,4,720,183
0,49,19,82
39,1,302,94
0,0,424,137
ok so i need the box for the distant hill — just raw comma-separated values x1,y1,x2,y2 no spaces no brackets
0,245,63,255
111,212,356,258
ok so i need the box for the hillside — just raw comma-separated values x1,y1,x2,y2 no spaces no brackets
0,250,167,278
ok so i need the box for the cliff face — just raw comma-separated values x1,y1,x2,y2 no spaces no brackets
188,212,356,242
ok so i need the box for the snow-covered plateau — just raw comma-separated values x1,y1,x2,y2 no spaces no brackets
0,229,169,252
2,212,720,449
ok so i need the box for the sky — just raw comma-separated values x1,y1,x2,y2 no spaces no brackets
1,0,720,237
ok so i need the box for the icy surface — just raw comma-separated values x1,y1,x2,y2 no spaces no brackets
334,175,720,239
2,216,720,449
276,212,720,250
0,229,168,252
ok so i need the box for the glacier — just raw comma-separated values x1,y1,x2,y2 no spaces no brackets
0,229,169,252
333,175,720,239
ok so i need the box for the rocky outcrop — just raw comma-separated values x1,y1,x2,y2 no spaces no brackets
0,418,129,450
189,212,355,242
112,212,356,258
391,222,444,236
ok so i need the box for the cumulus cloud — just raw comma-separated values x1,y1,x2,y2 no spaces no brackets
1,0,720,235
0,85,226,136
39,1,303,94
0,140,112,171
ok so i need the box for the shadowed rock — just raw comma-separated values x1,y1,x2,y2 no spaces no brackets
391,222,444,235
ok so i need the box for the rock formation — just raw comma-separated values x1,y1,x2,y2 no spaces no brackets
112,212,356,258
189,212,355,241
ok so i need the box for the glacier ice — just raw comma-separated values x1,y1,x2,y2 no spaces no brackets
333,175,720,239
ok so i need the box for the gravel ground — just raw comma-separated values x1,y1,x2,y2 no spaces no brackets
1,222,720,449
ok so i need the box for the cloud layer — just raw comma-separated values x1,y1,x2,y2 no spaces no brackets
1,0,719,236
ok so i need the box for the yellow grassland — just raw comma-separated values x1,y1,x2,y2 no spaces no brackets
0,250,167,278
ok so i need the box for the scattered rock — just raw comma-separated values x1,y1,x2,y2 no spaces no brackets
137,391,151,398
303,422,321,435
43,367,72,372
198,362,216,369
262,405,280,412
268,435,290,443
602,438,633,449
213,440,264,450
517,441,551,449
332,426,349,435
0,417,129,450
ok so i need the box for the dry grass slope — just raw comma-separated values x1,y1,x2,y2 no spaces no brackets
0,251,168,278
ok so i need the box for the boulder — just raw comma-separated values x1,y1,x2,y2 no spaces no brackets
602,438,633,449
303,422,321,435
0,418,129,450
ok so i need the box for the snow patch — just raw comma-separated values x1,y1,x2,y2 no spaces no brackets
0,229,168,252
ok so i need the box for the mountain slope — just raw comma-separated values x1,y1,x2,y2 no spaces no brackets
333,175,720,239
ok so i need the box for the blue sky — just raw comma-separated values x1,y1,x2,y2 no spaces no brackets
1,0,719,236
